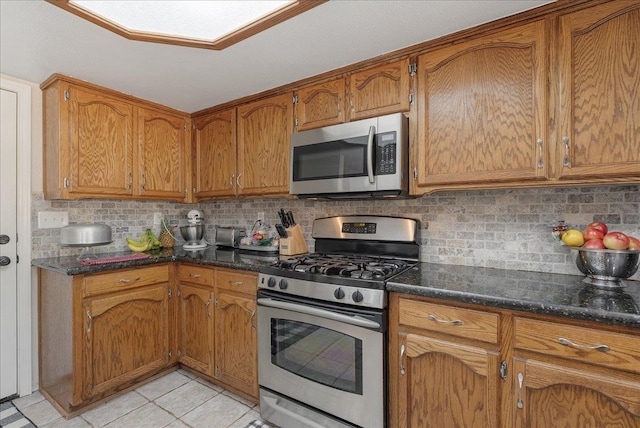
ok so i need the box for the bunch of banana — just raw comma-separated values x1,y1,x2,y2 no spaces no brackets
126,229,163,252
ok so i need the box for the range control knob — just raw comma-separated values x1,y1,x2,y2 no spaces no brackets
334,288,345,300
267,277,277,288
279,279,288,290
352,290,364,303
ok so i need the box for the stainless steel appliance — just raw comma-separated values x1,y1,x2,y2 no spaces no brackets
215,226,246,248
257,215,419,428
179,210,207,250
290,113,409,199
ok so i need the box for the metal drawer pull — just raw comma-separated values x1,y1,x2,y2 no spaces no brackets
400,344,406,375
562,136,570,167
228,280,243,286
517,372,524,409
536,138,543,168
119,276,141,283
428,314,463,325
558,337,609,352
189,273,201,278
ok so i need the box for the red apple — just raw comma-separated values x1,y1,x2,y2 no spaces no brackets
582,239,606,249
586,222,608,235
602,232,630,250
583,226,605,241
628,236,640,251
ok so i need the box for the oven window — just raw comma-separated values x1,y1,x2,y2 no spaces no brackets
270,319,363,394
292,138,368,181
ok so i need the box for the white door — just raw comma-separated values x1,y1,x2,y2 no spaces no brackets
0,88,18,400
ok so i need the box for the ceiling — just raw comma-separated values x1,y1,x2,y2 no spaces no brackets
1,0,552,113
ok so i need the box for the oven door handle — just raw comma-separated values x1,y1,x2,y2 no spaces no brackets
366,125,376,184
257,298,380,329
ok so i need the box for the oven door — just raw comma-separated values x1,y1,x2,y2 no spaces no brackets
257,290,385,428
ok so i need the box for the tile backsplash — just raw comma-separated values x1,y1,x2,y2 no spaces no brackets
32,184,640,280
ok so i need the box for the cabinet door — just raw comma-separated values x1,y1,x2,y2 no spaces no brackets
349,59,410,121
295,78,346,131
178,283,214,376
236,93,293,197
396,333,500,428
192,108,237,199
557,1,640,179
512,357,640,427
82,284,170,399
68,85,135,196
416,21,547,192
137,107,187,201
214,289,258,398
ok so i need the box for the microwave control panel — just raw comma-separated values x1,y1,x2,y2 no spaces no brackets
376,131,397,175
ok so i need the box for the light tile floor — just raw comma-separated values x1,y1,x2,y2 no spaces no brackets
13,369,270,428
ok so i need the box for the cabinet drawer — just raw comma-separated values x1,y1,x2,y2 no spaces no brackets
398,299,499,345
215,268,257,296
177,264,214,287
83,265,169,297
514,317,640,375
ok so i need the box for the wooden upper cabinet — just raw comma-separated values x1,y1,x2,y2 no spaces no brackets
415,20,548,193
349,59,410,121
137,107,188,201
53,83,135,198
236,93,293,197
556,1,640,180
294,77,346,131
192,108,237,199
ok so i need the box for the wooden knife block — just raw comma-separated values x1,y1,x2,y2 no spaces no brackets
279,224,309,256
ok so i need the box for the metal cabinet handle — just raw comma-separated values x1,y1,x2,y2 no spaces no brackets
206,299,211,317
0,256,10,267
558,337,609,352
189,273,201,278
87,310,92,333
236,173,242,189
428,314,463,325
228,280,243,286
230,174,235,190
400,343,406,375
536,138,543,168
562,136,570,167
119,276,141,283
250,309,256,330
128,172,133,189
517,373,524,409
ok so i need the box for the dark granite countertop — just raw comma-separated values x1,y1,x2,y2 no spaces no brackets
32,247,280,276
387,263,640,328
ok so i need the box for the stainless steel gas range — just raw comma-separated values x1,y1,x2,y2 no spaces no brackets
257,215,420,428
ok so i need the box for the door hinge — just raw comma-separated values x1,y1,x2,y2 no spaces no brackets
214,297,218,306
409,92,414,104
177,349,181,357
168,289,172,298
63,177,70,188
168,350,172,359
184,123,187,130
409,62,417,76
184,187,188,196
16,254,19,263
294,118,299,128
177,288,181,297
64,90,70,101
499,360,508,380
215,365,219,376
293,94,298,105
413,167,417,179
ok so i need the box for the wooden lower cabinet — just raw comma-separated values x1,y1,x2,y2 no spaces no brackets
512,357,640,427
82,284,170,400
178,283,214,376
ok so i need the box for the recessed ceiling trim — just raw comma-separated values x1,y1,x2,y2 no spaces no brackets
45,0,327,50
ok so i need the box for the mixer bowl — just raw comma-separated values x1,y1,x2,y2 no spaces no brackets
575,248,640,288
180,225,204,245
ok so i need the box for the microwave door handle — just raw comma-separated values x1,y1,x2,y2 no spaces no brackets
367,125,375,184
257,298,380,329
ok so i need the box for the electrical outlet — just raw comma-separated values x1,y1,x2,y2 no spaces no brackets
153,212,163,225
257,212,265,222
38,211,69,229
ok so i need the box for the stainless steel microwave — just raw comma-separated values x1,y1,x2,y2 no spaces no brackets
290,113,409,199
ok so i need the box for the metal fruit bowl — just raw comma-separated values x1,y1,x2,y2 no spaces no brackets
180,225,204,245
574,248,640,288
